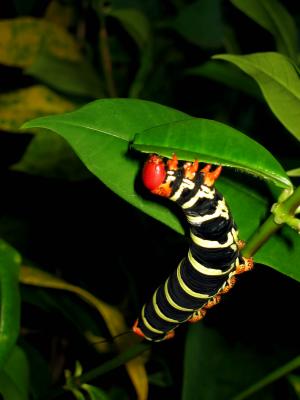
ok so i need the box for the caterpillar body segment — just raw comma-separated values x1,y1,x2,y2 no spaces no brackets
134,154,253,342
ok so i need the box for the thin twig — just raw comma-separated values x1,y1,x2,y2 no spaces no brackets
99,16,118,97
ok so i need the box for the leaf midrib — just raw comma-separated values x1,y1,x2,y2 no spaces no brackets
23,119,129,142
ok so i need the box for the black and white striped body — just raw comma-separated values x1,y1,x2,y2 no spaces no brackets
136,166,243,342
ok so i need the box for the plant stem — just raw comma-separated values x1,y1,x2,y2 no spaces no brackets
243,185,300,258
232,355,300,400
79,343,149,383
45,343,149,399
99,16,117,97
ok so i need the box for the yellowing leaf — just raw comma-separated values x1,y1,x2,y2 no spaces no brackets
45,0,74,29
0,17,81,68
19,266,148,400
0,86,76,132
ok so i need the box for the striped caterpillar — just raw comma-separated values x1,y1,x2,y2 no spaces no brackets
132,154,253,342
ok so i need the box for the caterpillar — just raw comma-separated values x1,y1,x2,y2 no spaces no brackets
132,154,253,342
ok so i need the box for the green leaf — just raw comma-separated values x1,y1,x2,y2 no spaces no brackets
0,346,29,400
133,117,292,190
230,0,298,60
0,240,21,370
186,60,262,100
25,51,104,99
21,98,191,234
255,225,300,282
287,168,300,177
20,341,51,400
183,324,287,400
109,8,151,50
216,176,267,241
12,131,90,180
170,0,223,49
21,98,298,280
218,178,300,281
213,52,300,141
82,384,110,400
288,374,300,398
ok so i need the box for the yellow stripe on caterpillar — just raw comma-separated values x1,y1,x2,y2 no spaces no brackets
153,290,180,323
186,198,229,224
177,261,211,299
141,305,165,334
190,229,237,250
187,249,236,276
170,178,195,202
164,279,194,312
182,185,215,209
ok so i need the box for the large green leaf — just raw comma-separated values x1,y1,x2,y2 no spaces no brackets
230,0,298,60
21,99,191,234
183,324,294,400
213,52,300,142
0,346,29,400
255,226,300,282
21,99,298,280
133,117,292,189
219,177,300,282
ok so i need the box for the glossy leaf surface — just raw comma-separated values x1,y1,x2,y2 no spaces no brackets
133,117,292,189
21,98,300,280
22,99,191,234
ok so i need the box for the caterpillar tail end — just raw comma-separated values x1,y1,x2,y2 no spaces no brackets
132,319,175,342
132,319,145,339
164,330,175,340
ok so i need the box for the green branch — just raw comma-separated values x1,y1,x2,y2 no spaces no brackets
243,185,300,258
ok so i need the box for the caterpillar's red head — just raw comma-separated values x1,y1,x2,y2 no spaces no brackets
142,154,179,197
142,154,167,191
